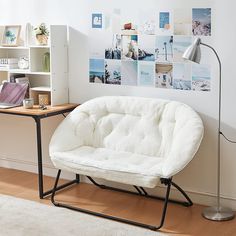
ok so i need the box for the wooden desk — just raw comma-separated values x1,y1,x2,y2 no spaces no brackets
0,104,78,199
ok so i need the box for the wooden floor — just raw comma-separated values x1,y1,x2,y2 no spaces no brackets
0,167,236,236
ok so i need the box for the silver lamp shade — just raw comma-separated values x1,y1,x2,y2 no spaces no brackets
182,38,201,63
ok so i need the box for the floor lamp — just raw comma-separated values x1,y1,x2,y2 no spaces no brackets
183,38,235,221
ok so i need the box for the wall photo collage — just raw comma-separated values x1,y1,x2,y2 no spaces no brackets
89,8,211,92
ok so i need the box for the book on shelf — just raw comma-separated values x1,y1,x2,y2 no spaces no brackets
0,64,18,70
10,74,26,83
0,58,18,64
0,58,19,70
15,77,30,84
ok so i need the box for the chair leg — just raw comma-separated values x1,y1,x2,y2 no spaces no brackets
76,174,80,183
139,186,148,196
51,170,173,231
87,176,102,187
171,181,193,206
133,185,143,195
154,178,172,230
86,176,191,207
51,169,62,206
51,171,80,205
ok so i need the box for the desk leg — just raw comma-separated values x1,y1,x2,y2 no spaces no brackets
34,117,44,199
33,112,79,199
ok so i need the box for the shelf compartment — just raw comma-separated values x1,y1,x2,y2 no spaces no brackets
30,47,50,73
30,87,51,105
0,48,29,69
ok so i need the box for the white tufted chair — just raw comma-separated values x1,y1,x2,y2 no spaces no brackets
50,96,204,230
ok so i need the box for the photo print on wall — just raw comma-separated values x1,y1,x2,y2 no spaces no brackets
121,61,138,86
155,36,173,63
192,8,211,36
105,59,121,85
138,61,155,87
174,9,192,35
92,13,103,29
104,8,121,34
121,9,138,36
111,9,122,34
89,7,212,92
122,35,138,61
89,59,105,83
160,12,170,29
192,64,211,91
89,31,106,59
173,36,192,62
105,34,121,60
157,10,173,35
138,9,156,35
155,63,173,89
138,35,155,61
173,63,192,90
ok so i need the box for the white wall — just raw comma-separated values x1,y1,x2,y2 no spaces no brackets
1,0,236,209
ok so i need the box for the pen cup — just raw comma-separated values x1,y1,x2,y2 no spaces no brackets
23,98,34,109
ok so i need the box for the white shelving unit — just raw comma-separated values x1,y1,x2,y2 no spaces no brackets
0,25,68,106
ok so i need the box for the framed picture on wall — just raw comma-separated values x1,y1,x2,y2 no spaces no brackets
1,25,21,47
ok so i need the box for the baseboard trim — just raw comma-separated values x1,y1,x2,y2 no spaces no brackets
0,155,53,169
0,156,74,179
1,156,236,210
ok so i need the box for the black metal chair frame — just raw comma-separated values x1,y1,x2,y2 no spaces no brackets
51,169,193,231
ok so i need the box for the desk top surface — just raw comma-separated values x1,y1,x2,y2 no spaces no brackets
0,103,78,117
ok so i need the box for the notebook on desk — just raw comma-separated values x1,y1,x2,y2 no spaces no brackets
0,82,28,109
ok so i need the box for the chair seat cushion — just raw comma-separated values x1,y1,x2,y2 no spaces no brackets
51,146,164,188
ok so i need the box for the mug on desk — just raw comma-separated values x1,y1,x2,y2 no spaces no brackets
23,98,34,109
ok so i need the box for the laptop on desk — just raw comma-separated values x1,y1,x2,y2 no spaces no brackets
0,82,28,109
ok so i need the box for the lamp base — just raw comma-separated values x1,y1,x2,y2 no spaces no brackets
202,206,235,221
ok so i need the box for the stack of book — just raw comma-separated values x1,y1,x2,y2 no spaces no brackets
15,77,30,84
0,58,19,70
